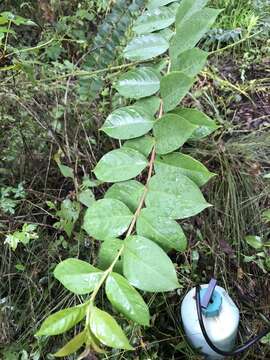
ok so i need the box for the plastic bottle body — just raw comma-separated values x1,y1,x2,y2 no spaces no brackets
181,285,240,359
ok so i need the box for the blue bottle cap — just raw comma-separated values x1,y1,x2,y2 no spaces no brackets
200,288,222,317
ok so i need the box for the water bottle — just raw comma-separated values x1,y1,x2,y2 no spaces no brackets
181,280,240,359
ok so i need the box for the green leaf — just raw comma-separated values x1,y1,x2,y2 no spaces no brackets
155,153,215,187
54,331,86,357
90,307,133,350
94,148,148,182
262,209,270,222
245,236,263,250
55,200,80,238
172,108,219,139
105,273,150,326
105,180,145,213
98,238,123,273
54,258,103,295
57,164,74,179
123,135,155,158
158,28,175,41
134,96,161,116
170,8,221,59
115,67,160,99
153,114,197,154
171,48,208,76
147,0,178,10
78,189,95,208
101,106,155,140
123,34,169,61
123,235,179,292
133,3,179,35
136,208,187,251
83,199,133,240
160,71,195,112
36,304,87,336
175,0,208,25
146,172,211,219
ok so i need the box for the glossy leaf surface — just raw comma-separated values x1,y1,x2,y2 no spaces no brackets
98,238,123,273
101,106,154,140
153,114,197,154
160,71,195,112
147,0,178,9
83,199,133,240
171,48,208,76
123,34,169,61
170,8,221,58
36,304,87,336
124,135,155,158
133,3,178,34
175,0,208,25
105,180,145,213
172,108,219,139
90,307,133,350
136,208,187,251
123,235,179,292
134,96,161,116
146,172,211,219
155,153,215,187
94,148,148,182
54,331,86,357
78,189,95,208
105,273,150,325
54,258,103,295
115,67,160,99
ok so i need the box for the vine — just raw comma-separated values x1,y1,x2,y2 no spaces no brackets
36,0,221,357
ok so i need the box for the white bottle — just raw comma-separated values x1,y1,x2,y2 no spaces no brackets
181,284,240,359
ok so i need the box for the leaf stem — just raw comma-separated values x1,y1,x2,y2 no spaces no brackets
85,101,163,327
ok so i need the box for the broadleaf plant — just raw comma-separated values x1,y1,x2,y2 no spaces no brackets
36,0,221,356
